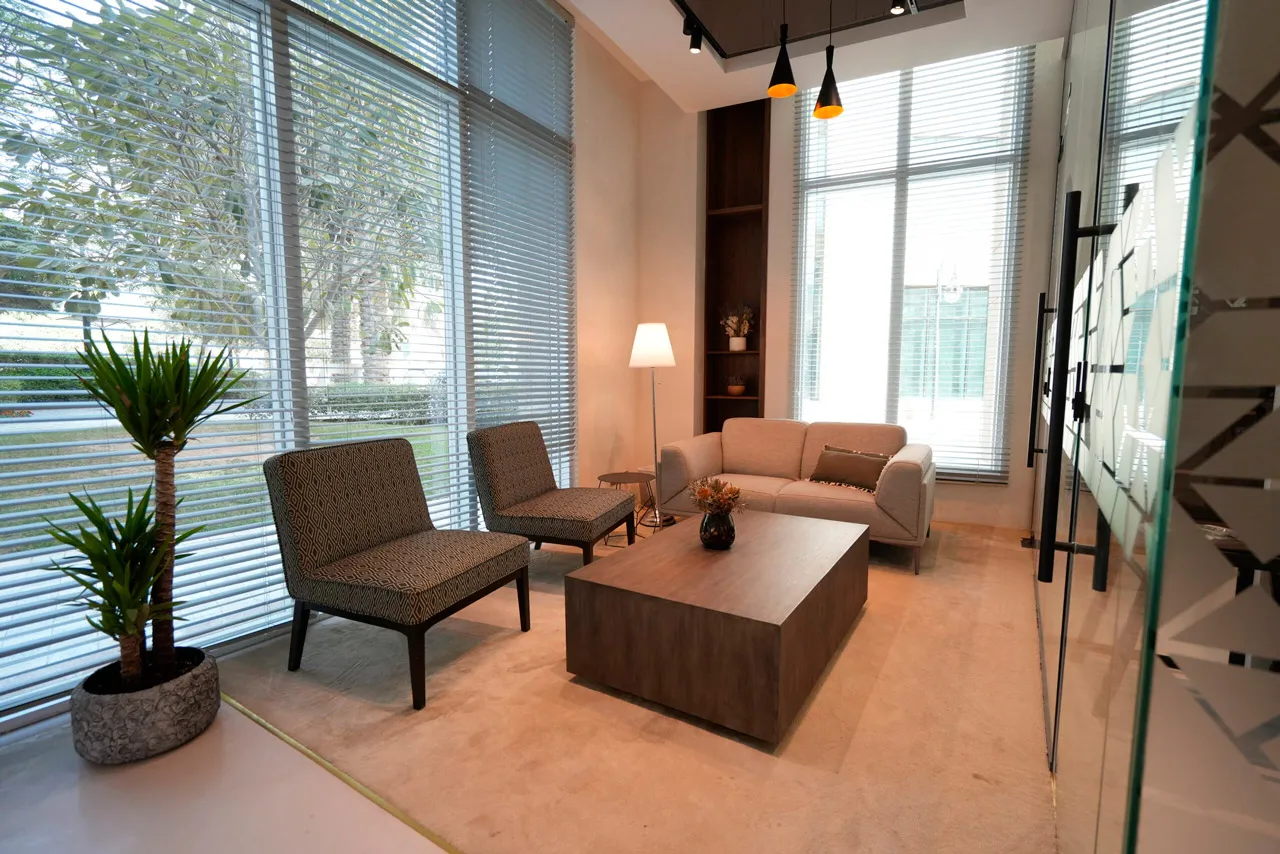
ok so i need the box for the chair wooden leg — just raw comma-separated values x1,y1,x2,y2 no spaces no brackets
516,566,531,632
626,514,636,545
533,540,542,550
407,627,426,710
288,602,309,671
582,543,594,565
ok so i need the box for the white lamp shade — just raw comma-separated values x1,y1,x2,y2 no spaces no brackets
629,323,675,368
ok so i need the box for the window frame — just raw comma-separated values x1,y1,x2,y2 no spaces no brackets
0,0,575,725
792,47,1034,482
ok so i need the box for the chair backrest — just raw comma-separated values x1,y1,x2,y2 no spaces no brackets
467,421,558,519
263,438,432,583
800,422,907,479
721,418,809,479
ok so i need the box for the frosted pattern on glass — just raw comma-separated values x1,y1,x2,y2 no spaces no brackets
1074,112,1198,556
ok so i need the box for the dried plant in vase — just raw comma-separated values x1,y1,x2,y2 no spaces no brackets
687,477,745,550
726,376,746,396
720,304,754,351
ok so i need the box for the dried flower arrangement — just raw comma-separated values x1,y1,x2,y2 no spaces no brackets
687,477,745,515
720,304,754,339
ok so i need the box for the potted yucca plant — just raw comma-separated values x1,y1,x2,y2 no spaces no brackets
50,332,251,764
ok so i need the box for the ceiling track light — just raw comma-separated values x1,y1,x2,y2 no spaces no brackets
890,0,919,14
813,1,842,119
767,1,796,99
683,13,703,54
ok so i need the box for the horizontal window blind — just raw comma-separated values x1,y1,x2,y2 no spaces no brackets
0,0,290,717
0,0,574,719
462,0,575,488
793,46,1034,480
1099,0,1208,224
285,14,472,527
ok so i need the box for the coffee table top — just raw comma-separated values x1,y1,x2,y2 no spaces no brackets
567,511,868,626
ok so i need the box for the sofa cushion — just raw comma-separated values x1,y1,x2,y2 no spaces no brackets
716,473,792,513
489,487,635,543
801,423,907,480
810,446,890,491
298,529,529,625
721,418,807,480
775,480,912,542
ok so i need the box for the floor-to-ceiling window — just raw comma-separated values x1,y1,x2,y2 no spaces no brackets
793,46,1034,480
0,0,574,720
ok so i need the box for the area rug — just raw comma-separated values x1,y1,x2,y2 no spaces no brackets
219,523,1054,854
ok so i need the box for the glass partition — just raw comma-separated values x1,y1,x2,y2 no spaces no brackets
1030,1,1218,852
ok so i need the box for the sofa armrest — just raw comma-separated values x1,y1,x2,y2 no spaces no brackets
875,443,935,542
659,432,724,510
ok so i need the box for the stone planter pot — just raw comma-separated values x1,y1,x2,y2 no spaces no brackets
70,647,220,765
728,336,747,352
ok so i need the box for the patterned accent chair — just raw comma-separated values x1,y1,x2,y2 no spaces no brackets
263,438,530,710
467,421,635,565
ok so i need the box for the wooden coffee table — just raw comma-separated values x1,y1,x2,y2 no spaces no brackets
564,510,869,743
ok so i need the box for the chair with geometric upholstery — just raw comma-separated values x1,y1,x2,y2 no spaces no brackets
263,438,530,710
467,421,635,565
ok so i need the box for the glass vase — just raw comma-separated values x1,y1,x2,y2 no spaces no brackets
699,511,735,550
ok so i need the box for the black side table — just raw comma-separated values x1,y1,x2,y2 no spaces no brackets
597,471,656,541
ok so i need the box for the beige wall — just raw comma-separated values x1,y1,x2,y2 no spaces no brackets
634,84,703,466
574,31,642,485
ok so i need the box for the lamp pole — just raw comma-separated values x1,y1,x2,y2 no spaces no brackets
650,366,662,527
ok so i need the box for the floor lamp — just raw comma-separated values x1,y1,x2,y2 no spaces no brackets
630,323,675,528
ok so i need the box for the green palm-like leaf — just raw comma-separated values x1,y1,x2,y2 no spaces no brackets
46,487,168,640
75,331,257,456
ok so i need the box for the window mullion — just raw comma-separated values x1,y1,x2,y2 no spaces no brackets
885,68,913,424
267,1,312,448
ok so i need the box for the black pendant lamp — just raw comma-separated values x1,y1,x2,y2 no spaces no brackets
767,2,796,98
813,1,843,119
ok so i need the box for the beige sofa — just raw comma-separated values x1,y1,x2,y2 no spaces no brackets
659,418,935,573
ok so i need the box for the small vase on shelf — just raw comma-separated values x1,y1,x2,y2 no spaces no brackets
728,336,746,352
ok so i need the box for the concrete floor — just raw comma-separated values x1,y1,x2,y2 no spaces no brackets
0,700,446,854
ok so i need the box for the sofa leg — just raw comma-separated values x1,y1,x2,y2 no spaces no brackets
626,514,636,546
516,566,531,632
913,546,921,576
287,601,309,671
533,540,542,550
582,543,594,565
407,627,426,710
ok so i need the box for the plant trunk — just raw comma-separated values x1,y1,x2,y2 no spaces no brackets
358,279,391,383
151,440,178,678
329,297,352,382
118,633,143,687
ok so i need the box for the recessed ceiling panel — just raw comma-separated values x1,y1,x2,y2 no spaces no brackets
676,0,963,58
